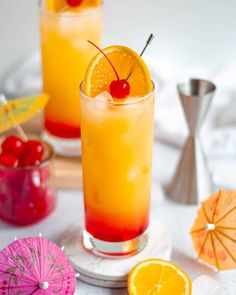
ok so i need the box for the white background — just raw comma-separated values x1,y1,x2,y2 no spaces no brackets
0,0,236,82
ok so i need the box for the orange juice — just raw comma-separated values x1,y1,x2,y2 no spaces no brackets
80,88,155,253
39,6,103,140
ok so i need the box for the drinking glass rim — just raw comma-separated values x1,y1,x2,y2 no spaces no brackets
79,81,155,106
39,0,103,17
0,141,54,171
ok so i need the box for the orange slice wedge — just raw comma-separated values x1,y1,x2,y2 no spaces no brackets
46,0,100,12
128,259,192,295
83,45,153,98
46,0,66,12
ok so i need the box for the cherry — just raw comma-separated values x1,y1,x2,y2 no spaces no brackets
13,202,37,224
88,40,130,99
20,158,41,167
25,140,45,160
19,140,45,167
67,0,83,7
0,153,18,168
35,198,48,215
1,135,24,157
110,79,130,99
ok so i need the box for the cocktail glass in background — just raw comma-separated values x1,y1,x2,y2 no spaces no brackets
39,1,103,156
80,84,155,257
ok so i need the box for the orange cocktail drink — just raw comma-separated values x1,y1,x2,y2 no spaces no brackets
39,0,103,155
81,89,154,240
81,44,155,256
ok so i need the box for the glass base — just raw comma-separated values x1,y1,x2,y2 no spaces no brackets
82,229,149,258
42,131,81,157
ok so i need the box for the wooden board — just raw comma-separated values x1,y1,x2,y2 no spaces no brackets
1,112,83,189
53,156,82,189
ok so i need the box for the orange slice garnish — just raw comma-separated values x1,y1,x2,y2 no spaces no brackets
45,0,100,12
83,45,153,98
128,259,192,295
45,0,66,12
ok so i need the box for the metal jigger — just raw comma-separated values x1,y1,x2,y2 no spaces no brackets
167,79,216,204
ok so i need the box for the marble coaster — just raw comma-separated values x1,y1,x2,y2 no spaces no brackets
60,219,171,288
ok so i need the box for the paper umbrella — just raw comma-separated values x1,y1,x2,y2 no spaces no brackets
0,236,77,294
191,190,236,270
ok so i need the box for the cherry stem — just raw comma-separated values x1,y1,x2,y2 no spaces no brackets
87,40,120,81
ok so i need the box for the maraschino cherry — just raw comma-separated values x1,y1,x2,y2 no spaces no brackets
1,135,24,157
110,79,130,99
0,135,45,168
20,140,45,167
88,40,130,99
66,0,83,7
0,154,18,168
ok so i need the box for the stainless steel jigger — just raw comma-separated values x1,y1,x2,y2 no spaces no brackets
167,79,216,204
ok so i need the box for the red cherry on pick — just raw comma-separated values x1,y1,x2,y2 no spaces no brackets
0,153,18,168
67,0,83,7
1,135,24,157
110,79,130,99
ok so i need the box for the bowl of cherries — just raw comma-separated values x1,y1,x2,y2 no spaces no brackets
0,135,57,225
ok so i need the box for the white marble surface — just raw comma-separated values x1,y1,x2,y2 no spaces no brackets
60,219,171,288
0,142,236,294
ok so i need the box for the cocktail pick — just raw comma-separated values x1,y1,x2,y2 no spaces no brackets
127,33,154,80
140,33,155,57
0,94,27,141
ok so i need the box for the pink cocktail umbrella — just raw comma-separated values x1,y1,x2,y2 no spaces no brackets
0,236,76,294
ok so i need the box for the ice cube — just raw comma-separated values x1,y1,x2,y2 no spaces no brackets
95,91,113,102
88,91,113,112
192,275,220,295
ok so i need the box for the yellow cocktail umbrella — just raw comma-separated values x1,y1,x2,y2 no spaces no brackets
191,190,236,270
0,94,49,138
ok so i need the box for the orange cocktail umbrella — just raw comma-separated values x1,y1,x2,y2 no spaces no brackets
191,190,236,270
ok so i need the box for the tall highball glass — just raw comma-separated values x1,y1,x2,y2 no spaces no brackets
39,1,103,155
80,84,155,257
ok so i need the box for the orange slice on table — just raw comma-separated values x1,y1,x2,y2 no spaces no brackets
83,45,153,98
46,0,100,12
128,259,192,295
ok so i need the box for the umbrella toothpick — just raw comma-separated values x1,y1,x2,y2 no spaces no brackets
0,94,28,141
